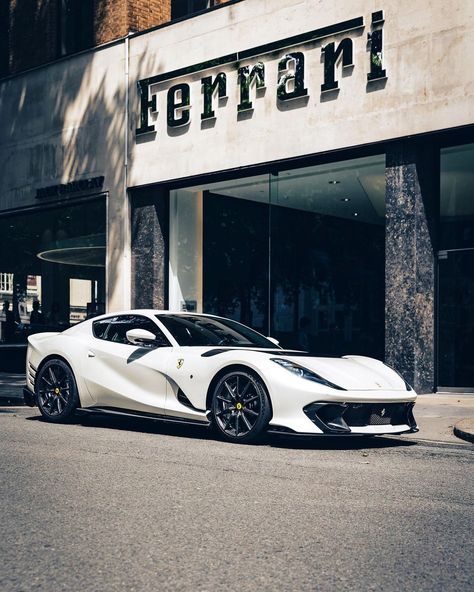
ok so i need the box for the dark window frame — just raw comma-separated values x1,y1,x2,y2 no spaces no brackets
93,314,171,347
171,0,217,21
57,0,94,58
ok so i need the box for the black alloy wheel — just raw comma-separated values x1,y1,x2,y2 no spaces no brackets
211,370,271,443
36,359,79,422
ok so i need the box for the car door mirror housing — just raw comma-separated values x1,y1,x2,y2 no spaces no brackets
267,336,279,346
126,328,157,345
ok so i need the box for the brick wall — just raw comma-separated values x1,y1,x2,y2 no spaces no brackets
3,0,234,76
127,0,171,35
93,0,128,45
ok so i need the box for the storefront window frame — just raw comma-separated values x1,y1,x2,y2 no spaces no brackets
436,131,474,391
164,145,387,355
0,191,108,332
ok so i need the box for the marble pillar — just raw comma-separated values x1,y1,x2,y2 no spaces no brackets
131,187,169,309
385,141,438,393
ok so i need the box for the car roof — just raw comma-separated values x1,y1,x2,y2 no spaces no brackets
64,310,224,337
88,310,220,320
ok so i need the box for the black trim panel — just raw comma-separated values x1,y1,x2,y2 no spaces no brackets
79,406,210,427
238,17,364,60
201,348,309,358
177,389,206,412
140,17,364,86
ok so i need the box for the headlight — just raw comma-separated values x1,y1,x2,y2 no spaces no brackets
386,364,413,391
271,359,346,390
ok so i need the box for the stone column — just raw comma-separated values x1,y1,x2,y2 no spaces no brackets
385,141,438,393
130,187,169,309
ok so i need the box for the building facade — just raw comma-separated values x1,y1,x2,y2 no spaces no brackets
0,0,473,391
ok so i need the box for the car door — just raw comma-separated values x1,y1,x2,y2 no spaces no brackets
82,314,173,415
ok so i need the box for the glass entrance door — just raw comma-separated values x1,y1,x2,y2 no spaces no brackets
438,249,474,389
438,142,474,390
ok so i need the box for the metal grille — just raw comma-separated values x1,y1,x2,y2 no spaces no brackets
343,403,408,427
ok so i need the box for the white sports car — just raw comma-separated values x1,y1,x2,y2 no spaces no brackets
23,310,418,442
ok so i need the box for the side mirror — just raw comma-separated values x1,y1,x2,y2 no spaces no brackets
126,328,157,345
266,336,280,346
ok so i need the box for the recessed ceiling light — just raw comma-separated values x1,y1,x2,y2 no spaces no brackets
328,180,340,185
340,197,351,202
353,212,359,217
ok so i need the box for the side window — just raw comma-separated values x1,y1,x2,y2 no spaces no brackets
171,1,214,20
105,316,133,344
92,318,112,339
128,315,171,347
105,315,171,347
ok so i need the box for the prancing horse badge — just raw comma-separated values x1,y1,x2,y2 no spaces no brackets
177,359,184,369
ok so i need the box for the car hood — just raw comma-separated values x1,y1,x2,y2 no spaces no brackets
276,354,408,391
194,347,409,392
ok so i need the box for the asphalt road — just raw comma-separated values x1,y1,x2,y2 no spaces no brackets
1,407,473,592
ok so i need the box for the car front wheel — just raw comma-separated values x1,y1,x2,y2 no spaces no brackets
36,359,79,422
211,370,271,443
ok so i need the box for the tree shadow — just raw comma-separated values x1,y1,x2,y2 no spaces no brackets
0,20,160,316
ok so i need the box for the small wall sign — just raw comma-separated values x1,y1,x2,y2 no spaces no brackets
36,176,105,199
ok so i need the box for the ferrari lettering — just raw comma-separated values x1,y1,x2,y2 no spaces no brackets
135,13,386,136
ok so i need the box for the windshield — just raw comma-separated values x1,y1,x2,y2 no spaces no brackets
157,314,279,348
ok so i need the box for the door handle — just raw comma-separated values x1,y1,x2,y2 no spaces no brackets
87,350,96,358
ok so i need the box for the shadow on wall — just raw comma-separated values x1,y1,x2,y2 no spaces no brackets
0,25,157,309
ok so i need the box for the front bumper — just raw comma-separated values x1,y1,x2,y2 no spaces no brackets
302,401,418,435
266,377,418,435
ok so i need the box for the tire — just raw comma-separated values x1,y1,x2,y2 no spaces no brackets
36,359,79,423
211,370,271,443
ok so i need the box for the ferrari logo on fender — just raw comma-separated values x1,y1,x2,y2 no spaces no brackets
177,359,184,369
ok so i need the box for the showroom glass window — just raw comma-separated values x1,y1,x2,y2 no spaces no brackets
438,143,474,388
0,199,105,344
169,154,386,359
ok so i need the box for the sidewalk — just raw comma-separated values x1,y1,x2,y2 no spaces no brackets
0,372,25,405
1,372,473,444
401,393,474,445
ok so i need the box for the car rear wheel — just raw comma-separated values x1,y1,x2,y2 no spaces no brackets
211,370,271,443
36,359,79,422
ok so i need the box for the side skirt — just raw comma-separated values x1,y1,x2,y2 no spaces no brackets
76,406,211,428
267,426,419,437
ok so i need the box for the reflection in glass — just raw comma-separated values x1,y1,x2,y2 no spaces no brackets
169,155,385,358
270,156,385,357
157,314,276,348
438,251,474,387
440,144,474,250
0,199,105,346
169,189,203,313
203,176,269,334
438,143,474,387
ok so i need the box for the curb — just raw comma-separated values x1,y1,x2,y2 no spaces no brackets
453,419,474,444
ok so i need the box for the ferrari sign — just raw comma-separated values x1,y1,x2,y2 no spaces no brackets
136,12,386,136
